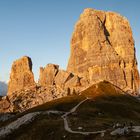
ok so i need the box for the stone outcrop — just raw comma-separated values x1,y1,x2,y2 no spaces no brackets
8,56,35,95
39,64,59,86
1,62,83,113
67,8,140,94
39,64,82,93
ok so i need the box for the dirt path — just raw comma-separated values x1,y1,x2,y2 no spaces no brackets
61,97,106,135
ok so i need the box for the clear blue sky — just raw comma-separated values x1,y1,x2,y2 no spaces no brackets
0,0,140,82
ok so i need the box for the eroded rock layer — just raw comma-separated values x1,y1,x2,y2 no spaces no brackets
67,8,140,93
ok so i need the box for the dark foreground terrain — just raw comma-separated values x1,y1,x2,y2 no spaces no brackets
0,81,140,140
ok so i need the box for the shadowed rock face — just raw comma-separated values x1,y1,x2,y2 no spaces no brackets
67,8,140,94
8,56,35,95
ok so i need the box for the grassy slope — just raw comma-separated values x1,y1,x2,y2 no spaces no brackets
1,81,140,140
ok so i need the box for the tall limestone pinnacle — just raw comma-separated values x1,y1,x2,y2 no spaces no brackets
67,8,140,94
8,56,35,95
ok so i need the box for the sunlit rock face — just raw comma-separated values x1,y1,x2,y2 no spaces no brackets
38,63,81,93
8,56,35,95
67,8,140,94
38,64,59,86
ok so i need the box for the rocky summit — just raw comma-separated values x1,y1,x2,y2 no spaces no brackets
67,8,139,94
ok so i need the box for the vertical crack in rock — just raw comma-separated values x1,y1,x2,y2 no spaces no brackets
96,14,111,45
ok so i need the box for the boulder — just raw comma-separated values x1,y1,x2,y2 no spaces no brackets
8,56,35,95
67,8,140,94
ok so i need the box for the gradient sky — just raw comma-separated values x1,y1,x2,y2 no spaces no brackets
0,0,140,82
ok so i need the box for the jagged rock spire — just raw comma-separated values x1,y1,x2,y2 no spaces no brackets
8,56,35,95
